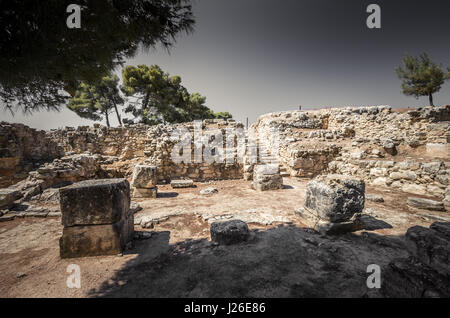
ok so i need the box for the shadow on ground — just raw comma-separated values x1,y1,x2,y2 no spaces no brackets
88,223,414,298
157,192,179,198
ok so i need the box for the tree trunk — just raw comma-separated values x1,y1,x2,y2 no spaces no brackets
429,93,434,106
113,102,122,126
104,110,110,127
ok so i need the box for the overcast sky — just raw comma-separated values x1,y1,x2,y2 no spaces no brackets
3,0,450,129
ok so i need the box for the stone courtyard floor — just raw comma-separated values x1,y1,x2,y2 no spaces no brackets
0,177,448,297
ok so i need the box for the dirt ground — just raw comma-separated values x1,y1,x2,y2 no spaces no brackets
0,178,447,298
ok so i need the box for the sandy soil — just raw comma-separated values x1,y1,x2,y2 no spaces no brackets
0,177,447,298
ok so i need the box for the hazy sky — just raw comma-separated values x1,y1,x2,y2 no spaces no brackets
3,0,450,129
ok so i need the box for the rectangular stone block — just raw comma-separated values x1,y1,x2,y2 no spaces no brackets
131,165,157,188
252,164,283,191
304,174,365,223
132,187,157,198
59,210,134,258
295,207,363,235
59,178,130,227
171,179,194,188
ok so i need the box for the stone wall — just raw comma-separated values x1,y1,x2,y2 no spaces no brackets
0,122,64,187
2,105,449,200
252,105,449,198
48,119,245,183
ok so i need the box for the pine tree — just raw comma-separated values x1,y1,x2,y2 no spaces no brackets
68,75,124,127
396,53,449,106
0,1,194,113
122,65,230,125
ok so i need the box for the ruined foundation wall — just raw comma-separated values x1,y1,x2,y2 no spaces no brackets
253,105,449,197
0,122,64,187
48,119,244,183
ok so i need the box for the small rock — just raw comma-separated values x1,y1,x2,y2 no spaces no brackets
0,214,15,222
130,202,143,214
366,194,384,203
16,272,27,278
134,231,152,240
200,187,218,195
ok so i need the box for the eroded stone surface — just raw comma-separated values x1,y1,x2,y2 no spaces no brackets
131,165,157,189
59,210,134,258
407,197,445,211
60,178,130,227
210,220,250,245
171,179,194,188
252,164,283,191
304,174,365,223
405,222,450,274
0,188,21,209
132,187,157,198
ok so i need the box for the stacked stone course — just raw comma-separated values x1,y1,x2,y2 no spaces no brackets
59,178,134,258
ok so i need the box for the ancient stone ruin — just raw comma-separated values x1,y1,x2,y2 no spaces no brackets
59,179,134,258
295,174,365,234
0,105,449,297
252,164,283,191
131,165,158,198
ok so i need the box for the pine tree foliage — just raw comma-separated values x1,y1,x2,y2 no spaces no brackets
396,53,449,106
0,0,194,113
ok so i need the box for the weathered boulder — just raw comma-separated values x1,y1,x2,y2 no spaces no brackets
131,165,157,189
59,178,130,227
210,220,250,245
59,209,134,258
407,197,445,211
0,188,21,209
381,256,450,298
304,174,365,223
252,164,283,191
171,179,194,188
405,222,450,275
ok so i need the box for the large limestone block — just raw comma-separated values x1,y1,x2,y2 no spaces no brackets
0,188,21,209
60,210,134,258
59,178,130,227
252,164,283,191
132,187,157,198
131,165,157,189
304,174,365,223
295,207,363,235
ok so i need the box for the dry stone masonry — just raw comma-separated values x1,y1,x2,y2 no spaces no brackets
253,105,449,199
59,178,134,258
0,105,448,222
